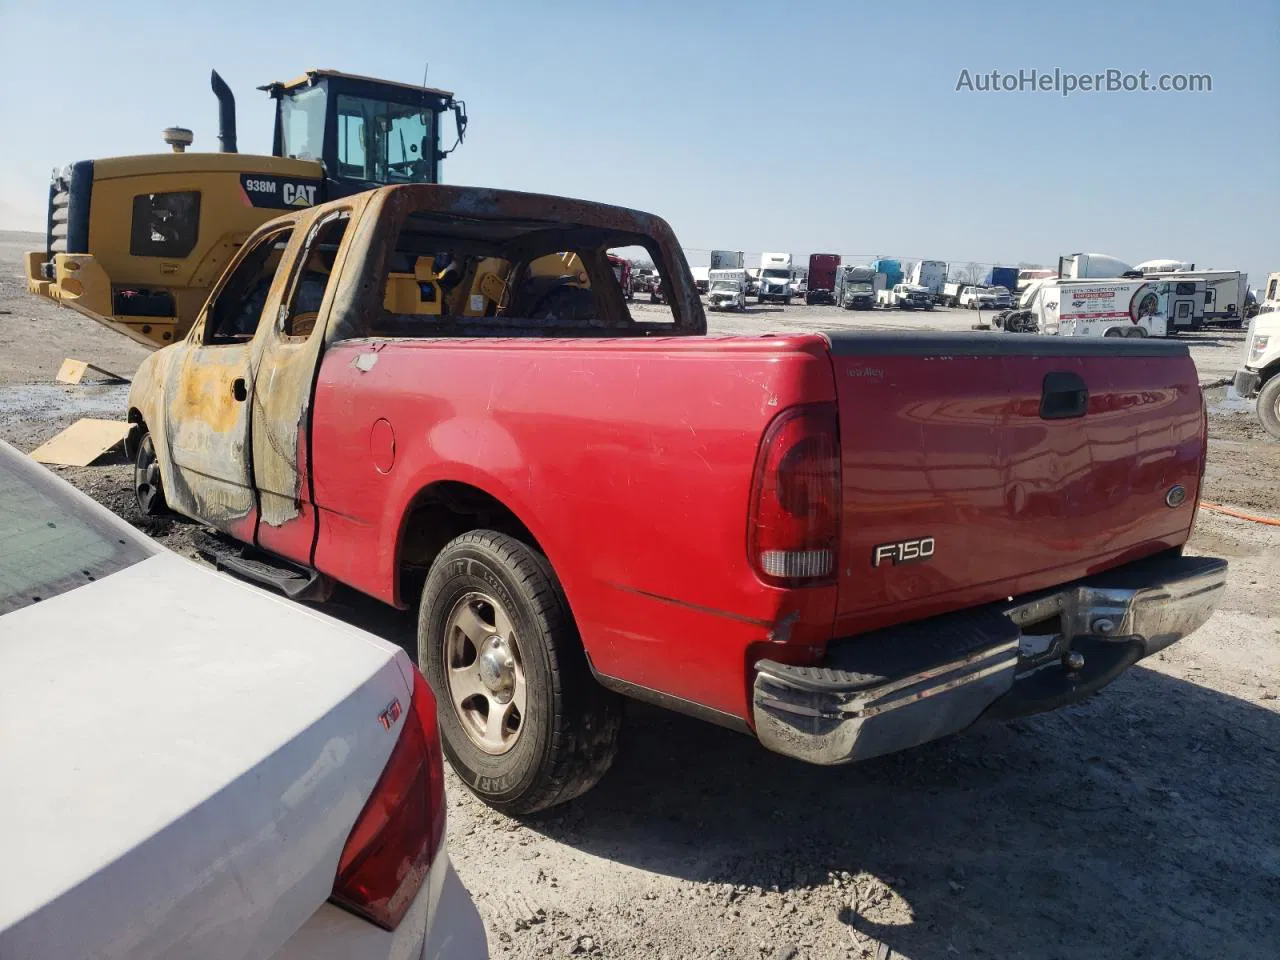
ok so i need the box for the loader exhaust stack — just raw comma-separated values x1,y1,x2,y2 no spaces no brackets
210,69,237,154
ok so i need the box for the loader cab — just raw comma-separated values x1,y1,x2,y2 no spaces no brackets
262,70,467,195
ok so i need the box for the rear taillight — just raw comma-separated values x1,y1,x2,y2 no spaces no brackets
748,404,841,585
329,668,446,930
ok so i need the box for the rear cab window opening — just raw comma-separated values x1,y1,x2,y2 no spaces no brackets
352,208,685,340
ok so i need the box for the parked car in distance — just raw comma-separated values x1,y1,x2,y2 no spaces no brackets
990,285,1013,309
128,183,1226,817
959,285,999,309
0,440,487,960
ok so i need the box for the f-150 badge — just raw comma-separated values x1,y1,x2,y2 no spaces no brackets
872,537,936,567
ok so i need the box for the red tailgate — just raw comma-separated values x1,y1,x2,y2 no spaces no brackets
826,333,1205,636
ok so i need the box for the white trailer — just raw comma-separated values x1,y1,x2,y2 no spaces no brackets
1011,278,1170,338
1146,269,1248,324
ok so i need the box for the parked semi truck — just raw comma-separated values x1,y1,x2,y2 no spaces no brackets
870,258,903,290
123,182,1225,815
835,265,876,310
806,254,841,305
909,261,948,301
758,253,793,304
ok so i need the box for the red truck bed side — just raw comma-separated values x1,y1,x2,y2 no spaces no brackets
309,335,839,723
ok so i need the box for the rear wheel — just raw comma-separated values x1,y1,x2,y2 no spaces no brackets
419,530,622,814
133,431,168,517
1104,328,1125,338
1257,376,1280,441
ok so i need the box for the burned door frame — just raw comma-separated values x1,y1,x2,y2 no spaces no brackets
249,202,366,563
162,222,301,540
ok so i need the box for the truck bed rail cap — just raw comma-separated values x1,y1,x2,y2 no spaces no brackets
823,331,1189,358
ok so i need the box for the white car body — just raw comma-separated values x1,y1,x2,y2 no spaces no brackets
0,445,487,960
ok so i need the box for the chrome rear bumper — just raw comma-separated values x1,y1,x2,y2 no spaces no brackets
752,553,1227,766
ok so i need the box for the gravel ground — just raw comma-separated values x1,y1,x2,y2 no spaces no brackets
3,230,1277,959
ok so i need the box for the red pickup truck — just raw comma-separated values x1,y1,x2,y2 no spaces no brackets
126,184,1226,813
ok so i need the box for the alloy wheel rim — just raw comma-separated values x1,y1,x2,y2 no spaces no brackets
443,592,527,755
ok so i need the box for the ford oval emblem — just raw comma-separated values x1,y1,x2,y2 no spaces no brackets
1165,484,1187,508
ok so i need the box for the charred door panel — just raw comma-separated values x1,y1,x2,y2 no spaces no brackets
251,208,360,564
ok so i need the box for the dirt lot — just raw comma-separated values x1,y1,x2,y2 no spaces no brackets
3,230,1278,959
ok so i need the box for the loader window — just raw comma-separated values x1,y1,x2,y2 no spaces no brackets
281,214,350,339
129,191,201,258
280,85,327,162
206,229,294,345
336,95,435,184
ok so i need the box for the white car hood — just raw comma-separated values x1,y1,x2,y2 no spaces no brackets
0,553,412,959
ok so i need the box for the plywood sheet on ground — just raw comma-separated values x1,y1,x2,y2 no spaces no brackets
29,419,131,466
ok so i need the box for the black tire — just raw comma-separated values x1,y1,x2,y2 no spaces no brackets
1257,376,1280,441
419,530,622,814
1104,328,1124,338
133,430,168,517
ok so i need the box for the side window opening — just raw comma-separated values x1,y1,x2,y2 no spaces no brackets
130,191,201,258
205,229,294,345
280,215,350,339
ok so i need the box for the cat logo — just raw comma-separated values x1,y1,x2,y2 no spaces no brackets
239,173,323,210
283,183,317,207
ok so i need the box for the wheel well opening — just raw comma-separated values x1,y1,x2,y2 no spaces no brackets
398,482,542,604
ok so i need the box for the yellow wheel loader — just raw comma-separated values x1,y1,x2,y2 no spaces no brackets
24,69,467,348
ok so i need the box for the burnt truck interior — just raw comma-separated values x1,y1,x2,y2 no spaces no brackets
361,211,701,339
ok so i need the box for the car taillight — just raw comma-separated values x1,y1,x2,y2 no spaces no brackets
329,668,446,931
748,403,841,585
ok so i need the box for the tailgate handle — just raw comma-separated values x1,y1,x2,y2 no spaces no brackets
1040,372,1088,420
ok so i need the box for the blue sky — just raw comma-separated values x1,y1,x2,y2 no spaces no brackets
1,0,1276,281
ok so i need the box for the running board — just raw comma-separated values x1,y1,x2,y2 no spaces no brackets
195,532,333,602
